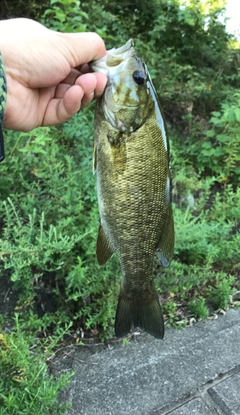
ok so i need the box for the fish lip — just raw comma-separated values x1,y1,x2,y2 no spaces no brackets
90,59,109,75
90,39,135,74
107,39,134,56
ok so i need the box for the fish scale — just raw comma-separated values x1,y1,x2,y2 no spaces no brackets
91,39,174,339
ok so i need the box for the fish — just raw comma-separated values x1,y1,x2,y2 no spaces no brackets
91,39,174,339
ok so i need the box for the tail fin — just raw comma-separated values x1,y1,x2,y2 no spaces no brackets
115,290,164,339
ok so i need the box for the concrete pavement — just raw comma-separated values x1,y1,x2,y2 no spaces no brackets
55,307,240,415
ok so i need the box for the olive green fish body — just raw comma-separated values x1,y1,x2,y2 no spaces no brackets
92,40,174,339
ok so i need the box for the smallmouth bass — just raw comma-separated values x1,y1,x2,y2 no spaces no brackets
91,39,174,339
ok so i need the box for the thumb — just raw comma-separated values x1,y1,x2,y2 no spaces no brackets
56,32,107,68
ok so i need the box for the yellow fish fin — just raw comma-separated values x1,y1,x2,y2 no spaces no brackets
96,225,115,265
107,131,127,175
156,205,174,267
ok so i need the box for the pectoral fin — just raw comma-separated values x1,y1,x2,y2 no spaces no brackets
107,131,127,175
156,205,174,267
96,225,115,265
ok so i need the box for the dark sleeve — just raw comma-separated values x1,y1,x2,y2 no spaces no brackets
0,53,7,163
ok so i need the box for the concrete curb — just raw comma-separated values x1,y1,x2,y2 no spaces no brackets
55,308,240,415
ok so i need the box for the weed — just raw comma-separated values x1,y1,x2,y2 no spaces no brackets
210,275,236,310
0,315,72,415
188,298,209,319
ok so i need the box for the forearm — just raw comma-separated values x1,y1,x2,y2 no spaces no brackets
0,53,7,162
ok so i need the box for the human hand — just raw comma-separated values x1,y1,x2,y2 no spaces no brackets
0,18,107,131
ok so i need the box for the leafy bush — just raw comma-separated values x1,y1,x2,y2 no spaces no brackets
186,93,240,184
0,315,71,415
43,0,89,33
0,113,121,338
1,0,239,340
188,298,209,319
210,274,236,309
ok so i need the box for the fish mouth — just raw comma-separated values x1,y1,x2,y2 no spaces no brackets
90,39,135,74
107,39,134,60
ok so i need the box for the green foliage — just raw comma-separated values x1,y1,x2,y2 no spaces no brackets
0,116,120,338
210,274,236,309
0,0,47,20
196,93,240,184
154,157,239,320
163,300,181,327
188,298,209,319
0,113,120,412
1,0,239,339
122,338,131,346
133,0,239,125
43,0,89,33
42,0,109,37
0,315,71,415
186,93,240,175
1,0,240,411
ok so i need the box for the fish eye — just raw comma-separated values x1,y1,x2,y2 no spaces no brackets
133,71,145,85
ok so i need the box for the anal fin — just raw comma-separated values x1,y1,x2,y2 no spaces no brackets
156,205,174,267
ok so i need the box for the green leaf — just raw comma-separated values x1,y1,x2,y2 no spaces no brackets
201,141,212,149
216,134,230,143
205,129,215,138
234,108,240,122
